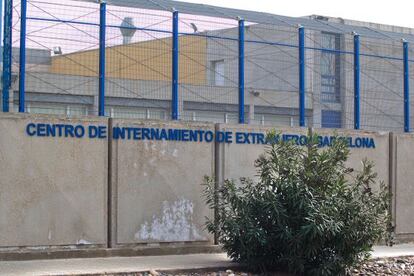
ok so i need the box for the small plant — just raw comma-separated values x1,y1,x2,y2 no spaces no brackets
203,132,392,276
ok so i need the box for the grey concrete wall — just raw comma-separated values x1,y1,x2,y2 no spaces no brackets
0,114,413,251
0,113,108,247
314,128,390,190
392,133,414,237
216,124,307,183
110,119,214,245
217,124,390,192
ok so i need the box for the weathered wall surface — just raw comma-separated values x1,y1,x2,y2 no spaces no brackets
216,124,307,183
110,119,214,245
216,124,390,192
0,114,414,251
314,128,390,190
392,133,414,238
0,113,108,247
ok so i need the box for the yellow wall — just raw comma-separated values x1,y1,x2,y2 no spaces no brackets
49,35,207,85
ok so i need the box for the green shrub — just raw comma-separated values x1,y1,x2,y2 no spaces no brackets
203,132,392,275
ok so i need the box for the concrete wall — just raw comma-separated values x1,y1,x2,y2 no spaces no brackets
1,113,414,252
216,124,307,183
391,133,414,240
216,124,390,191
110,119,214,245
314,128,390,191
0,113,108,247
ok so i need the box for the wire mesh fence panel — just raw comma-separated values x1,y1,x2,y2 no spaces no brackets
1,0,412,131
341,34,358,130
245,24,301,127
306,32,355,130
359,37,404,132
104,2,172,120
178,14,239,123
22,0,100,116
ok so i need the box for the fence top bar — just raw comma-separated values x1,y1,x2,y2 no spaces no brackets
74,0,414,43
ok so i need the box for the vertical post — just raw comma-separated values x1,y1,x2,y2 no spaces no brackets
18,0,27,112
353,33,360,130
298,25,305,127
0,0,2,109
2,0,12,112
171,9,179,120
238,18,245,124
403,40,410,133
98,0,106,116
0,0,3,57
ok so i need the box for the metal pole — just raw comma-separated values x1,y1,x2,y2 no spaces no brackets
98,0,106,117
403,40,410,133
18,0,27,113
2,0,12,112
238,18,245,124
298,26,305,127
0,0,2,109
353,33,360,130
171,9,179,120
0,0,3,56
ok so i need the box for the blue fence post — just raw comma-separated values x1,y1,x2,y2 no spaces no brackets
18,0,27,113
353,32,360,130
403,39,410,133
298,25,305,127
171,9,179,120
0,0,3,62
238,18,245,124
2,0,12,112
98,0,106,117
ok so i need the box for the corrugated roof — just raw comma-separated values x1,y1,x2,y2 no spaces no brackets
77,0,414,43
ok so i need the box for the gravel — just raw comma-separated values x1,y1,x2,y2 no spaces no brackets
99,256,414,276
351,256,414,275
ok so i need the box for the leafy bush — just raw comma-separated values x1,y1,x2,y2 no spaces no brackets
203,132,392,275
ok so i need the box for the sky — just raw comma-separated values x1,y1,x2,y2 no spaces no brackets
181,0,414,29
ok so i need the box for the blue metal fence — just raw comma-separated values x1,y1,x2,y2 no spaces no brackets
298,26,305,127
353,33,360,130
1,0,412,132
2,0,12,113
171,9,179,120
18,0,27,113
238,18,244,124
403,40,410,132
98,0,106,117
